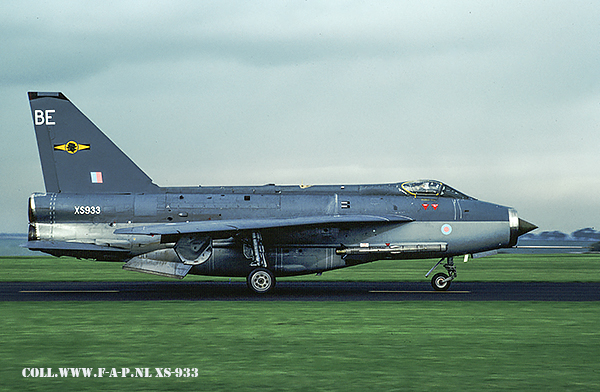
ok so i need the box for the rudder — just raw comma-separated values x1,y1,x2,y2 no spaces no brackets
29,92,159,194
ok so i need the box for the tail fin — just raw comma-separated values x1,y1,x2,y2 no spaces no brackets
28,92,159,194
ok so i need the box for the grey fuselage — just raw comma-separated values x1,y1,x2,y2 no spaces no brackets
28,181,519,278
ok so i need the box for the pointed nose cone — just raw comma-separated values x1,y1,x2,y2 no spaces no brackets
518,219,537,237
508,209,537,247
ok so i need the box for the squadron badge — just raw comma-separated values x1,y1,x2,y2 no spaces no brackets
54,141,90,154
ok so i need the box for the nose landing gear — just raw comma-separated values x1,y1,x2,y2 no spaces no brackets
426,257,457,291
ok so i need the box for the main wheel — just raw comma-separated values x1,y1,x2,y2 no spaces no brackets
431,272,451,291
247,268,276,294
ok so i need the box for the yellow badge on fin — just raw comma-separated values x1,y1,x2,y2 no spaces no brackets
54,141,90,154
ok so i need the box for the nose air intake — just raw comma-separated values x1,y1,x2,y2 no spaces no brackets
508,209,537,247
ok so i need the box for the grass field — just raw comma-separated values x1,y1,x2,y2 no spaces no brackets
1,253,599,282
2,301,599,391
1,254,599,391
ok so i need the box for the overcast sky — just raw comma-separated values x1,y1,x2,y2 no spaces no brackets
1,1,599,234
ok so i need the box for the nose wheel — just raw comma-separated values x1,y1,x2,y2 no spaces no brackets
431,272,451,291
426,257,457,291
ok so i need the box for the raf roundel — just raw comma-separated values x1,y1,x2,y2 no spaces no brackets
441,223,452,235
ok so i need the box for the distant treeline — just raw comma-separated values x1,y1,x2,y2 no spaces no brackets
522,227,600,241
0,233,29,256
0,233,26,239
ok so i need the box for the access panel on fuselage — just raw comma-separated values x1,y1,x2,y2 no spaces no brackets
162,193,282,221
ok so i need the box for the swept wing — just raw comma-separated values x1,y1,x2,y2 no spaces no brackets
114,214,412,236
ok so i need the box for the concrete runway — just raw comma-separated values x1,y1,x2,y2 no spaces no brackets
2,281,599,301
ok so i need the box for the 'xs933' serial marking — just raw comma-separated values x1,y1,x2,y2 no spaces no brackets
74,206,101,215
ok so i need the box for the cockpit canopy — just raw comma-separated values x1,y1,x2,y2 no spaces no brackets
400,180,472,199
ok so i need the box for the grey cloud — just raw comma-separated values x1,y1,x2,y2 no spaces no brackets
1,1,600,234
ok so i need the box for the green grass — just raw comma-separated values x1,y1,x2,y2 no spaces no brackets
2,301,599,391
1,253,600,282
2,255,599,391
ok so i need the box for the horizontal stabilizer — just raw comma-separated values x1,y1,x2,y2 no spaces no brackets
114,214,412,236
25,240,130,252
123,256,193,279
25,240,129,261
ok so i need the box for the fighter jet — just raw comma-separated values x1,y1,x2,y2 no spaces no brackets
26,92,536,293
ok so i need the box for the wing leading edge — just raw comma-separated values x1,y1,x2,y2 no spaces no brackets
114,214,413,236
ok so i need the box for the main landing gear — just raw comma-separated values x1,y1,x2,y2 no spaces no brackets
425,257,457,291
247,267,275,294
246,232,276,294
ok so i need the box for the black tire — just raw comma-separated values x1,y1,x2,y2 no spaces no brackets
247,268,276,294
431,272,451,291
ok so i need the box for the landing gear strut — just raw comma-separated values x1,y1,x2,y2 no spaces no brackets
246,232,276,294
249,232,267,268
426,257,456,291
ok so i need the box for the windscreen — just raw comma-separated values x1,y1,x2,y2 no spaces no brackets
400,180,472,199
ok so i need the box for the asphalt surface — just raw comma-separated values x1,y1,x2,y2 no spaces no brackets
2,281,599,301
